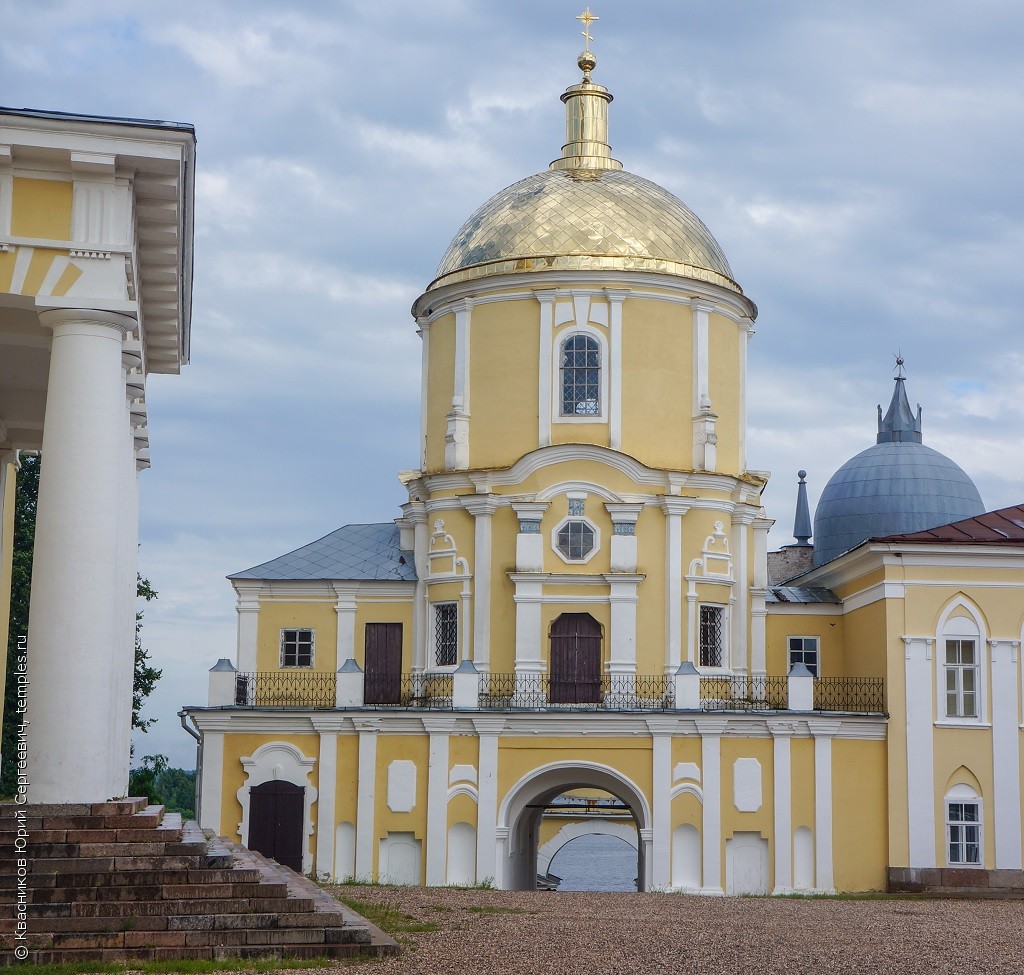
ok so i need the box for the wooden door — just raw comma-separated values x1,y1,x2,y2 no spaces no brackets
365,622,403,705
549,613,602,704
248,780,304,872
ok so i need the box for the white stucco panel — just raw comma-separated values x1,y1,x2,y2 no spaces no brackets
387,759,418,813
673,762,701,784
449,764,478,786
733,757,762,813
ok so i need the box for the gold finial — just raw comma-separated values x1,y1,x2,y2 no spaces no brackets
577,7,599,50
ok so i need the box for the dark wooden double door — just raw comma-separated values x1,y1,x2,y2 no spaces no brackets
549,613,602,704
365,622,403,705
248,780,304,872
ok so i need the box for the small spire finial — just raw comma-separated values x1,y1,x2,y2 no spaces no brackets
877,356,923,444
577,7,599,51
894,351,906,380
793,470,812,547
575,8,599,81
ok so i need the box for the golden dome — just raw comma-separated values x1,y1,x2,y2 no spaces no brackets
429,167,740,293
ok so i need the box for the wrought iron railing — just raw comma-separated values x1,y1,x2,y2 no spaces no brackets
699,675,788,711
813,677,886,713
234,671,336,707
479,673,675,711
364,673,454,709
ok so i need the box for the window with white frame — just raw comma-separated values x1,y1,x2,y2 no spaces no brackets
944,638,979,718
280,628,314,668
556,519,596,560
788,636,819,677
433,602,458,668
946,787,982,866
560,333,600,416
699,605,725,668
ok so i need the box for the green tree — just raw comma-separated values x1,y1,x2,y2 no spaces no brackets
127,753,167,806
133,575,161,734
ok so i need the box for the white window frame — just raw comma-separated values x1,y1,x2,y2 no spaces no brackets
552,325,609,424
945,784,983,867
551,516,601,565
280,628,315,668
698,604,728,671
788,636,820,677
432,602,459,669
935,607,987,726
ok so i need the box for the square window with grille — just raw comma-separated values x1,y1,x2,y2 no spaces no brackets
280,628,314,668
947,801,981,865
788,636,819,677
699,605,724,669
434,603,458,667
944,639,978,718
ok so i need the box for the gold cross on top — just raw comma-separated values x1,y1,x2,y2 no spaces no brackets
577,7,599,50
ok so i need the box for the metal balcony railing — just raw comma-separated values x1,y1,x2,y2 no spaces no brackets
699,675,789,711
234,671,336,707
813,677,886,713
478,673,675,711
364,673,454,709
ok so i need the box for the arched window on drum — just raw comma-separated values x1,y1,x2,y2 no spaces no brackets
560,333,601,417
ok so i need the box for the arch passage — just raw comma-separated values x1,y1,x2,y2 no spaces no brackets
247,780,304,872
550,613,602,704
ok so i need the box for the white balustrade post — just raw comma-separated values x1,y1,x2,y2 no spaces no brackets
208,658,238,706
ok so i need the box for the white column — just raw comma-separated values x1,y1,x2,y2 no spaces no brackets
198,729,225,832
313,719,341,879
813,722,839,892
417,318,430,469
696,718,726,893
424,717,456,885
334,583,359,666
26,308,136,803
473,718,504,885
606,290,627,450
511,574,544,681
730,511,751,674
750,516,772,676
738,319,754,472
407,504,429,672
607,574,642,677
234,584,261,672
648,719,673,889
463,496,500,671
692,301,712,417
355,719,379,881
536,291,556,447
990,640,1022,868
769,721,794,893
444,300,473,470
660,499,690,672
904,636,936,867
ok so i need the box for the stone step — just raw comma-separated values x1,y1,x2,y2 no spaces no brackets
19,941,377,964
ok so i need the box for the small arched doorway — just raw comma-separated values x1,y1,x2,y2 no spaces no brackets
248,780,304,872
550,613,602,704
497,761,652,891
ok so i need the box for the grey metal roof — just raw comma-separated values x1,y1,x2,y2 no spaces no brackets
229,523,417,582
0,105,195,133
766,587,840,605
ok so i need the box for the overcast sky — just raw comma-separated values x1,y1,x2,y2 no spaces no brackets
3,1,1022,767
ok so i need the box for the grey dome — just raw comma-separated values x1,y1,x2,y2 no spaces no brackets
812,442,985,567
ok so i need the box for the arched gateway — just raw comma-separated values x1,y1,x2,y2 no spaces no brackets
496,762,652,891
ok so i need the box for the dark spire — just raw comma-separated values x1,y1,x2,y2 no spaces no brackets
793,470,812,546
877,355,923,444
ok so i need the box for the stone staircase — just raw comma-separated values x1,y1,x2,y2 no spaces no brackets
0,798,398,964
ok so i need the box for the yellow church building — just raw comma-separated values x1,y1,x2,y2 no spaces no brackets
184,48,1024,895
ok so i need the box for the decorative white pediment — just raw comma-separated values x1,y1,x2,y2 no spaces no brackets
687,521,734,592
428,519,459,576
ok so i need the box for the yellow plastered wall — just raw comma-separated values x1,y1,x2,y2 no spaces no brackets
790,737,815,831
469,299,538,468
220,733,320,855
832,738,888,890
256,599,338,671
355,600,415,668
707,314,741,475
620,297,691,469
765,614,845,676
335,735,360,832
841,598,889,678
11,178,73,240
720,737,775,882
932,728,995,868
425,312,455,473
0,461,16,740
374,735,430,877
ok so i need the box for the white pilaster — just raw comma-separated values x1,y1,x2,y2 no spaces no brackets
510,574,544,680
536,291,556,447
990,639,1022,868
355,720,380,881
26,308,136,802
473,718,504,884
313,719,342,879
730,511,751,674
738,319,754,472
417,319,430,468
234,584,261,673
198,730,225,832
813,722,839,892
606,290,627,450
334,583,359,666
750,516,771,676
768,720,794,893
512,502,547,573
405,504,429,672
692,300,711,417
660,498,691,671
904,636,936,867
606,574,643,677
424,717,456,885
648,719,673,889
696,718,726,894
463,496,500,671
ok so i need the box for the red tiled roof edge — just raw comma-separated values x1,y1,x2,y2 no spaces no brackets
872,504,1024,544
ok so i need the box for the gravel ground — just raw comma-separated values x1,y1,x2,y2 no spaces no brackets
321,884,1024,975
